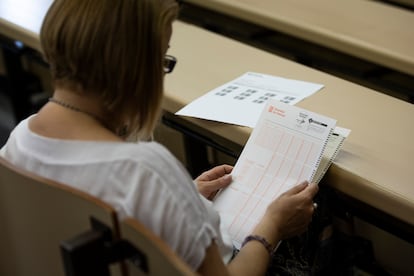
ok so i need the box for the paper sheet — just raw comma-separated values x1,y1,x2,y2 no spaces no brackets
312,126,351,184
213,99,336,248
176,72,324,128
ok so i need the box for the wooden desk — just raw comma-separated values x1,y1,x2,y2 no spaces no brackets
165,21,414,240
180,0,414,77
1,0,413,245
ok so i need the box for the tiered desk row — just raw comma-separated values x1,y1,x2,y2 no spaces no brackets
178,0,414,102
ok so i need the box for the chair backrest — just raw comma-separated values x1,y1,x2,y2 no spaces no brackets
120,218,196,276
0,157,196,276
0,157,121,276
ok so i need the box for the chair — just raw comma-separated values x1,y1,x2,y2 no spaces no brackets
0,157,123,276
0,157,195,276
120,218,195,276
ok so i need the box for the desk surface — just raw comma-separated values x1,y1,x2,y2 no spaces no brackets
182,0,414,77
1,0,414,228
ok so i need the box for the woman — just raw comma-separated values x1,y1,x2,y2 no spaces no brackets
0,0,318,274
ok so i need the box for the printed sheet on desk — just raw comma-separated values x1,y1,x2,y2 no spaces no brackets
212,99,338,249
176,72,324,128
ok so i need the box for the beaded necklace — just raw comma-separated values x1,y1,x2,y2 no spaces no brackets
48,97,128,137
48,97,103,123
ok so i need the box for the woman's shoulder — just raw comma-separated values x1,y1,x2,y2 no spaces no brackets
101,140,191,184
3,117,186,179
110,140,180,167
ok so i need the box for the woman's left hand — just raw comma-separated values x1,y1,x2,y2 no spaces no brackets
195,164,233,200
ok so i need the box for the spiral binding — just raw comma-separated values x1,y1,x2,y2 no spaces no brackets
311,130,346,184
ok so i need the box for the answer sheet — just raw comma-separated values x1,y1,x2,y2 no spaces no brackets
213,100,336,248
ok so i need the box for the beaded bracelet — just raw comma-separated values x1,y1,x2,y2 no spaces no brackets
241,235,274,255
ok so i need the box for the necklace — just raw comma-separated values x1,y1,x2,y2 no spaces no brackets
48,97,103,123
48,97,129,137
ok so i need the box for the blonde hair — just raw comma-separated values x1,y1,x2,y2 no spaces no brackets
40,0,179,139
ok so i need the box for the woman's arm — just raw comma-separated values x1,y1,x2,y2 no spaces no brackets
196,181,319,276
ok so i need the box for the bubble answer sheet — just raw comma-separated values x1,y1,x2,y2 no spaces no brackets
213,99,337,249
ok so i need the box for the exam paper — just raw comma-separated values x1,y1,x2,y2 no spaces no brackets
176,72,324,128
213,99,336,248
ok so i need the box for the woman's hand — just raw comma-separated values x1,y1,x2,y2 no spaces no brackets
253,181,319,245
195,164,233,200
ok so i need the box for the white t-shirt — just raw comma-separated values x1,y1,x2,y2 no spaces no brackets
0,116,234,270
